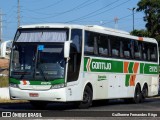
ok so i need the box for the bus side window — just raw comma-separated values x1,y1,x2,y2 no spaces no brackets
93,36,98,55
98,34,108,57
84,31,94,55
134,41,142,60
123,39,131,59
142,43,147,61
150,43,157,62
84,31,98,56
109,35,120,58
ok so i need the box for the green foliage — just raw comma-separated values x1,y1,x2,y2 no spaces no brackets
0,77,9,87
155,35,160,43
136,0,160,38
130,29,150,37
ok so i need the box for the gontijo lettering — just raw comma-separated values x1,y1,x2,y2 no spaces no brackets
92,62,111,70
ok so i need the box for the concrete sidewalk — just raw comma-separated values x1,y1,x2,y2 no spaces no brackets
0,87,9,99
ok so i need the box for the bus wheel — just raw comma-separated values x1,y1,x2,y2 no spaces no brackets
134,84,142,104
30,101,48,109
141,85,148,102
78,86,93,109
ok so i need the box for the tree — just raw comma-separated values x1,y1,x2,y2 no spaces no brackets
130,29,149,37
135,0,160,41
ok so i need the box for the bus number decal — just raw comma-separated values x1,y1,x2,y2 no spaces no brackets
149,66,158,73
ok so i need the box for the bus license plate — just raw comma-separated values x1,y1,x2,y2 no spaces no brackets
29,93,39,97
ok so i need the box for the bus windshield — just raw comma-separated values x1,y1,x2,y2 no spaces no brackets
36,44,65,80
11,43,65,81
10,28,69,81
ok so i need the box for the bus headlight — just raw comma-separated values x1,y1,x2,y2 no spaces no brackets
9,83,19,88
51,83,64,89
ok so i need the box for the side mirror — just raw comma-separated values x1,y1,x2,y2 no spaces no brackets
64,41,72,58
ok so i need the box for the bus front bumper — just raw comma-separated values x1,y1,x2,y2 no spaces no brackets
9,87,67,102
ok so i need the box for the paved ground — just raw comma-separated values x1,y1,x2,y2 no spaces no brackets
0,97,159,110
0,97,160,119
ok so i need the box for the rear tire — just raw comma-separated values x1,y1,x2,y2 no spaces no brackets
30,101,48,109
78,86,93,109
141,85,148,102
133,84,142,103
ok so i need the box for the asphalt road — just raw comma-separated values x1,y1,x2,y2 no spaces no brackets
0,97,160,119
0,97,160,111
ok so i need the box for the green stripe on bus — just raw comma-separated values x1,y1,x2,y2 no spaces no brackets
84,57,88,72
9,78,20,84
140,63,144,74
84,57,123,73
84,57,158,74
125,74,131,87
128,62,134,73
10,78,65,85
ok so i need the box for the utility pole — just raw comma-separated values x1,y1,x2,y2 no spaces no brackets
0,9,4,42
128,7,135,31
17,0,21,27
132,7,135,31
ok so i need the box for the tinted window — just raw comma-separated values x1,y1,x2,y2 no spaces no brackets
98,34,108,57
142,42,149,61
84,31,158,62
109,35,120,58
122,38,132,59
134,41,142,60
84,31,98,55
149,43,157,62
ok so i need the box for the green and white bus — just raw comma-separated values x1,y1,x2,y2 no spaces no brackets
9,24,159,109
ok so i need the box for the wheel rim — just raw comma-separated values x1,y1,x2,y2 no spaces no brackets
83,91,90,104
135,87,141,102
142,87,148,98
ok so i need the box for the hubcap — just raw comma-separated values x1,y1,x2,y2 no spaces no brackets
83,91,90,103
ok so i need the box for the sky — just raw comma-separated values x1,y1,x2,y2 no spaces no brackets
0,0,146,40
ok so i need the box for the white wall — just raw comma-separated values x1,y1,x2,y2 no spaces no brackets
0,87,9,99
0,40,12,58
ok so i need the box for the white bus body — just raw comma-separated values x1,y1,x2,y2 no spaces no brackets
9,24,159,108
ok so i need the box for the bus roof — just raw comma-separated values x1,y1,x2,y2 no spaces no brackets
19,23,85,29
19,23,157,44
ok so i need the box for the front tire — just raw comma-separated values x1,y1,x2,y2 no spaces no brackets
78,86,93,109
